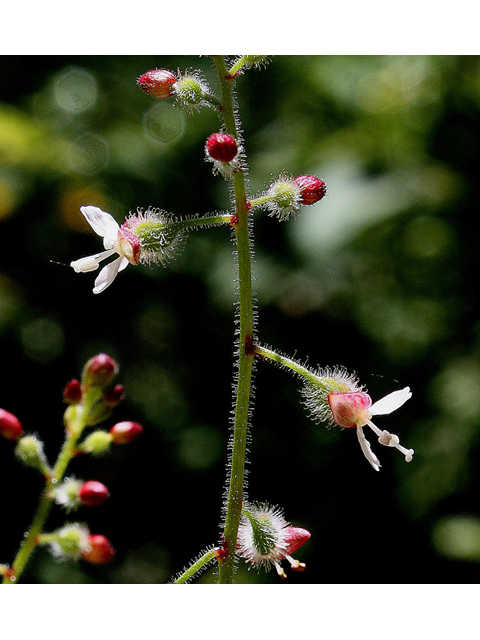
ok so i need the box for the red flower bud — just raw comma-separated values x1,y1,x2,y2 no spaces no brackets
82,354,118,387
137,69,177,98
82,534,115,564
63,379,83,404
78,480,110,507
109,421,143,444
206,133,238,163
103,384,125,407
0,409,24,441
294,175,327,205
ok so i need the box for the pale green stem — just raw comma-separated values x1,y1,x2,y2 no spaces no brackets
254,344,319,385
134,214,233,238
213,55,255,584
2,393,99,584
228,56,248,77
248,194,276,209
174,214,233,230
173,548,219,584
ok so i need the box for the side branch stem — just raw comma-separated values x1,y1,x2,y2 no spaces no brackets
254,344,319,385
173,548,219,584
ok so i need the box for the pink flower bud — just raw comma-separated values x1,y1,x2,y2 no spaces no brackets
82,534,115,564
137,69,177,98
63,379,83,405
0,409,24,441
284,527,311,555
328,392,372,428
294,175,327,205
82,354,118,387
78,480,110,507
206,133,238,163
109,421,143,444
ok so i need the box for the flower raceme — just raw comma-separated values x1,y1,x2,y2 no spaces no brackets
70,206,184,293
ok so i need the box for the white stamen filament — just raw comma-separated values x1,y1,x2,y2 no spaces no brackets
365,419,414,463
275,562,287,579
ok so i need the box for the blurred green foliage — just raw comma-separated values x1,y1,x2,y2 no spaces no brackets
1,55,480,583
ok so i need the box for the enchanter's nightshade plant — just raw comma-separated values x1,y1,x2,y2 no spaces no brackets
1,56,416,585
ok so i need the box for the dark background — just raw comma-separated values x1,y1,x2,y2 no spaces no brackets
1,55,479,583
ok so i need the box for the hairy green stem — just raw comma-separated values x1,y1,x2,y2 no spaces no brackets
213,56,255,584
173,548,218,584
254,344,319,385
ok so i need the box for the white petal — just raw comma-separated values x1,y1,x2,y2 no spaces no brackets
70,256,100,273
70,248,116,273
117,256,130,272
93,256,125,294
370,387,412,416
80,206,119,247
357,426,381,471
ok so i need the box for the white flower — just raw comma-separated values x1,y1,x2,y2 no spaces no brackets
70,206,138,294
328,387,414,471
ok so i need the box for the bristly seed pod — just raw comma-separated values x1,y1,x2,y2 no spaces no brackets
237,502,310,579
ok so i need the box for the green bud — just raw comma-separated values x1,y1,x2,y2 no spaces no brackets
43,523,90,560
242,505,278,557
78,430,113,456
172,72,215,112
243,55,271,69
51,477,83,511
15,435,50,475
269,179,299,210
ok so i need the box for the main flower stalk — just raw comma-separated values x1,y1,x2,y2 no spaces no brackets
213,56,255,584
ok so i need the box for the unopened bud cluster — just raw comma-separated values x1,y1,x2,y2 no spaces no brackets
0,353,144,580
62,354,125,428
